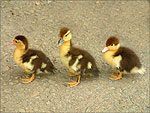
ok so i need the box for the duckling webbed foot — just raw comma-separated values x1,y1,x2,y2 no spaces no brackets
109,72,122,80
68,75,81,87
21,73,35,83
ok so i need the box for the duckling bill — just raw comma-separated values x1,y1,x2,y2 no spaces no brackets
13,35,55,83
58,27,100,87
102,36,145,80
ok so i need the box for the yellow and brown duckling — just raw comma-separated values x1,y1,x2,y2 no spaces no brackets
13,35,55,83
58,27,100,87
102,36,145,80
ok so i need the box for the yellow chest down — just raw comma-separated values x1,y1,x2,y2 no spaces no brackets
13,49,24,66
103,51,122,68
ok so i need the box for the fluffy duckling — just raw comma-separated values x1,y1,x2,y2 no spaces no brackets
58,27,100,87
102,36,145,80
13,35,55,83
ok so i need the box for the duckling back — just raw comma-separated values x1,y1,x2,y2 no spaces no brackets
67,47,100,77
22,49,55,74
114,47,145,74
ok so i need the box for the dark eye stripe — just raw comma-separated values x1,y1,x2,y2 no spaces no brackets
65,33,69,37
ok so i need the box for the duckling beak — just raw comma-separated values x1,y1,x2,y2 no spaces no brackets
58,38,64,47
102,47,109,53
10,41,14,45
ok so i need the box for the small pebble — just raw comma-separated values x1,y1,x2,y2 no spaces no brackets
121,2,125,4
96,1,100,4
13,80,19,83
9,82,14,85
5,66,11,71
19,108,25,112
32,90,39,97
35,1,40,6
139,12,142,14
48,1,51,3
116,8,120,11
105,18,108,20
119,89,122,93
34,107,39,112
30,10,35,13
32,21,35,24
36,76,40,79
111,87,115,90
46,101,51,105
132,81,135,84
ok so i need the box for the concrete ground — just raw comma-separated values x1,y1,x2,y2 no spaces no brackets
1,1,149,112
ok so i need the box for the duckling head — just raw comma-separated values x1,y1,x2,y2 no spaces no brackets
58,27,72,46
13,35,28,50
102,36,120,53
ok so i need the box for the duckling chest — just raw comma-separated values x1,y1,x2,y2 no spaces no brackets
14,49,38,73
60,54,84,75
13,49,24,66
60,55,72,69
61,56,79,75
103,51,121,68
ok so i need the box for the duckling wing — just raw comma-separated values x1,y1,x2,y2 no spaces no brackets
66,47,99,76
114,47,141,72
22,49,55,74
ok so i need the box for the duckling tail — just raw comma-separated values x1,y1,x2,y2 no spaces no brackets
45,65,56,74
138,67,145,74
46,57,56,74
91,69,100,77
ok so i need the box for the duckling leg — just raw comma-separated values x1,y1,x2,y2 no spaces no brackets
112,68,119,74
21,73,35,83
67,70,76,76
68,75,81,87
109,72,122,80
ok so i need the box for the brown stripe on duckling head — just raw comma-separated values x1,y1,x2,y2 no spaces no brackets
15,35,28,50
106,36,120,47
59,27,70,38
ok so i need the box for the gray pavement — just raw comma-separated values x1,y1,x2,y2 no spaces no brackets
1,1,149,112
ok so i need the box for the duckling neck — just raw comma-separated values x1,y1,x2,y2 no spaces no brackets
14,48,27,59
59,40,71,56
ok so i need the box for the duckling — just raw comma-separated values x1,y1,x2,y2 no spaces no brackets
13,35,55,83
58,27,100,87
102,36,145,80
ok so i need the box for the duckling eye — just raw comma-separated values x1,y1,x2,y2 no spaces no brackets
15,41,18,43
110,44,114,46
65,33,69,37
